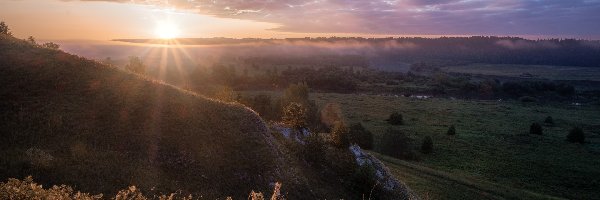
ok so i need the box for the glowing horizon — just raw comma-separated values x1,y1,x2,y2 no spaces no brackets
1,0,600,41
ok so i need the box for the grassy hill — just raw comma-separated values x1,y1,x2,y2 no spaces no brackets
0,33,419,199
0,34,284,198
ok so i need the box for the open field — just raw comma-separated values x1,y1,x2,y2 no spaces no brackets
310,93,600,199
442,64,600,81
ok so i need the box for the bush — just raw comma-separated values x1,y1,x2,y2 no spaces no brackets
42,42,60,50
447,125,456,135
0,21,11,36
283,102,308,130
331,121,350,148
421,136,433,154
348,123,374,150
125,56,146,74
519,96,538,102
387,112,404,125
567,127,585,144
530,123,543,135
346,165,379,199
377,128,415,160
0,176,102,199
302,133,326,165
544,116,554,125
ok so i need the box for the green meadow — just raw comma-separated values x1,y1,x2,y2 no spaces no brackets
311,93,600,199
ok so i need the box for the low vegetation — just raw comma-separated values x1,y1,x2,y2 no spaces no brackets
529,123,543,135
376,129,416,160
387,112,404,125
446,125,456,135
0,177,284,200
566,127,585,144
348,123,374,150
420,136,433,154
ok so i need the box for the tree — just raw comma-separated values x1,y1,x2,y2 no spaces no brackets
213,86,236,102
331,120,350,148
0,21,11,36
544,116,554,125
125,56,146,74
302,133,326,165
103,57,113,66
283,82,309,105
387,112,403,125
529,123,543,135
447,125,456,135
566,127,585,144
42,42,59,50
282,102,307,130
421,136,433,154
377,128,415,160
348,123,373,150
27,36,36,45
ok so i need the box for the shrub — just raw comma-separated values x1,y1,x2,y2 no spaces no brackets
346,165,380,199
348,123,373,150
125,56,146,74
447,125,456,135
0,176,102,199
377,128,415,160
213,86,237,102
544,116,554,125
0,21,11,36
529,123,543,135
567,127,585,144
282,102,308,130
421,136,433,154
42,42,60,50
283,82,309,105
387,112,403,125
519,96,538,102
302,133,326,165
320,103,343,128
331,120,350,148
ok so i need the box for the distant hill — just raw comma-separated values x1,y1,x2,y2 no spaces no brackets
0,34,417,199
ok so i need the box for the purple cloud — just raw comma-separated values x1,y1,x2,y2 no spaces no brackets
67,0,600,36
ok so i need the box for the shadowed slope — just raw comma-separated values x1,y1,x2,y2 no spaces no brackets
0,34,278,198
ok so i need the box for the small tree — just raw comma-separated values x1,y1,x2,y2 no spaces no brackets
447,125,456,135
302,133,326,164
27,36,36,45
529,123,543,135
377,128,415,160
566,127,585,144
331,120,350,148
544,116,554,125
421,136,433,154
42,42,59,50
348,123,373,150
125,56,146,74
387,112,403,125
283,82,309,105
213,86,236,102
282,102,307,130
0,21,11,36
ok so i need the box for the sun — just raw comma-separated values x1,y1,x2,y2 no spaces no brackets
154,21,180,39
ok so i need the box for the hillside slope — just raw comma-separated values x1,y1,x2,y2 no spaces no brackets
0,34,283,198
0,34,419,199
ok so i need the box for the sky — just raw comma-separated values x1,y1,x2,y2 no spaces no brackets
1,0,600,40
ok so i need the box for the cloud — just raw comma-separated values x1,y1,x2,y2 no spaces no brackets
65,0,600,36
